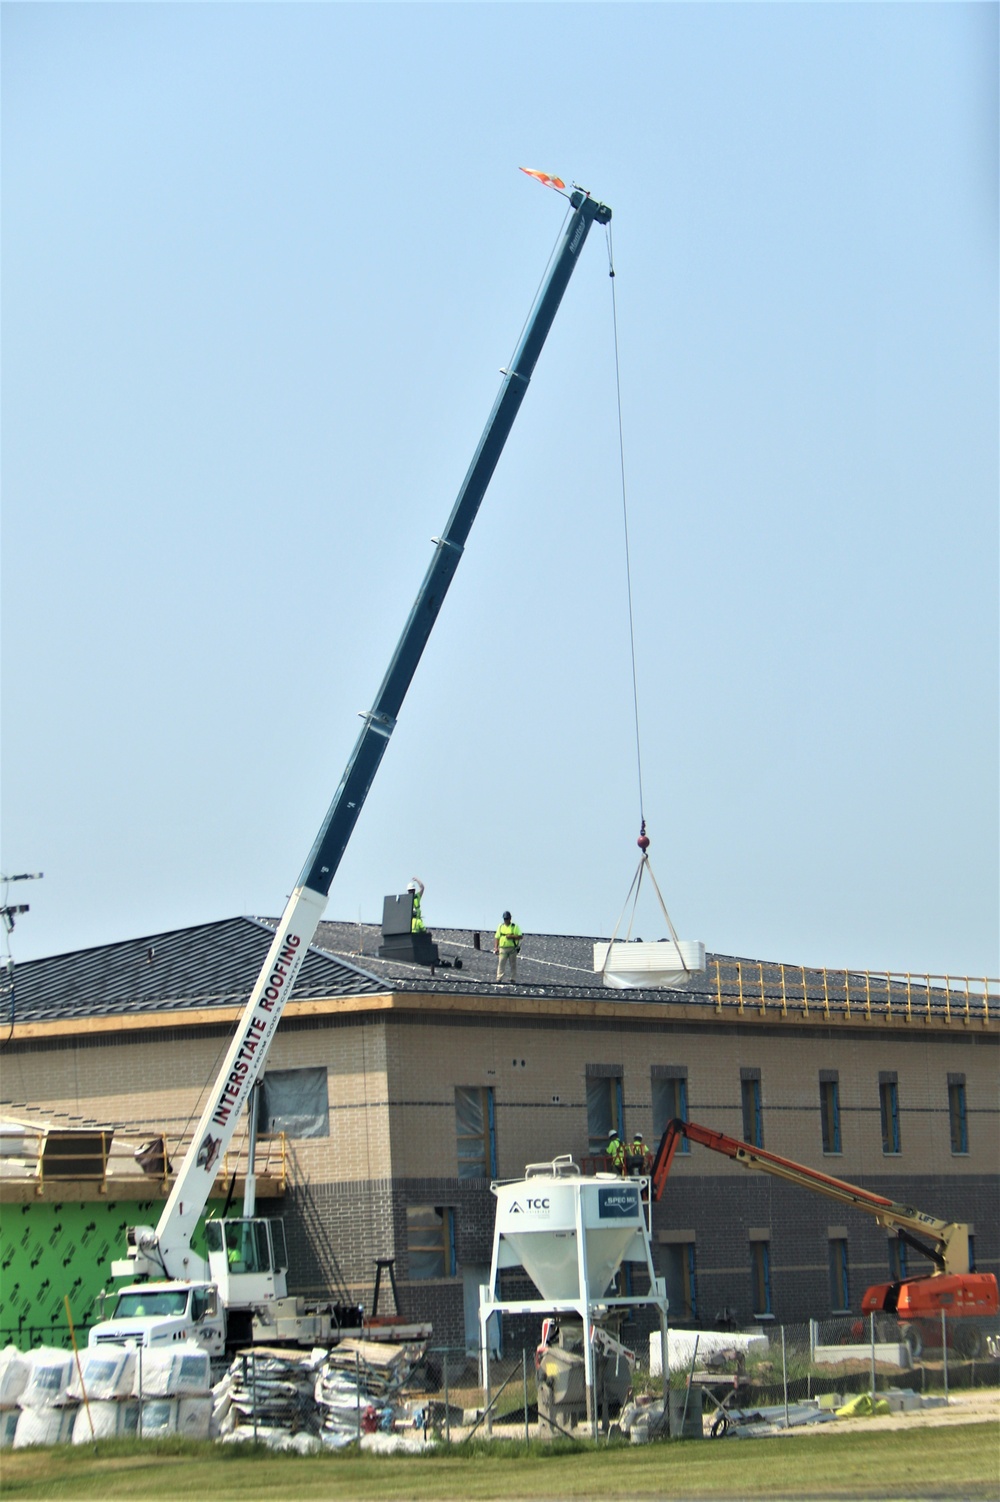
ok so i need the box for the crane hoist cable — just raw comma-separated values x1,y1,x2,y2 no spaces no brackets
601,222,690,979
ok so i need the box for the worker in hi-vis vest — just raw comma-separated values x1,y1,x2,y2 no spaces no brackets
494,911,522,983
407,878,425,933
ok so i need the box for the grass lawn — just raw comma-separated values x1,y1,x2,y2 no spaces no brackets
1,1423,998,1502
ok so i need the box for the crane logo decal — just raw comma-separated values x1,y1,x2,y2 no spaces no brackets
196,1134,221,1173
210,933,304,1130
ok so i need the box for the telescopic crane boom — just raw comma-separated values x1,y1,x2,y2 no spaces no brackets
651,1119,998,1320
116,186,612,1290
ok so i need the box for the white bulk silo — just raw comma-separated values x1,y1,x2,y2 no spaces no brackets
479,1156,668,1437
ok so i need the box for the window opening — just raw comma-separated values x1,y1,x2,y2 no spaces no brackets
587,1072,624,1155
652,1071,689,1151
829,1238,850,1311
455,1086,497,1179
889,1236,909,1282
820,1075,841,1154
663,1241,698,1321
750,1240,772,1316
258,1066,330,1138
948,1076,968,1155
741,1072,763,1147
879,1076,901,1155
407,1205,456,1279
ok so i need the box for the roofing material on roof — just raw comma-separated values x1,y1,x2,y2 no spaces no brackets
6,916,385,1026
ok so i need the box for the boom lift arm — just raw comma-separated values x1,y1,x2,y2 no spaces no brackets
651,1119,998,1319
123,187,612,1283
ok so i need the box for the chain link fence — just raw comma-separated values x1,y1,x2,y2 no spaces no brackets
2,1309,997,1450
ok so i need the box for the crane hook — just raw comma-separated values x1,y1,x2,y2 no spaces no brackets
637,819,650,854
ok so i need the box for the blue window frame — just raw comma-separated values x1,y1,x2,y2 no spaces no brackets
741,1072,763,1147
820,1075,841,1154
652,1072,690,1152
879,1076,900,1155
587,1072,624,1156
889,1236,909,1282
948,1076,968,1155
455,1086,497,1179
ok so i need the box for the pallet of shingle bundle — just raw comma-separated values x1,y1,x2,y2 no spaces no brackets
0,1348,29,1449
67,1346,136,1401
72,1399,141,1443
133,1343,211,1399
11,1347,78,1449
226,1347,322,1437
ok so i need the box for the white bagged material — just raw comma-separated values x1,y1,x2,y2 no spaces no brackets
140,1398,175,1437
72,1399,140,1443
68,1348,136,1401
140,1396,212,1439
18,1348,74,1409
223,1425,323,1453
13,1404,78,1448
0,1347,30,1406
135,1344,211,1397
0,1409,21,1448
177,1397,212,1439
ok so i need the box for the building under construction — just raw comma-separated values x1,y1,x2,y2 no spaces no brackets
2,913,996,1351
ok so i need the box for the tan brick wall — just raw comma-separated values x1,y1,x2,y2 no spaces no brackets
4,1005,995,1192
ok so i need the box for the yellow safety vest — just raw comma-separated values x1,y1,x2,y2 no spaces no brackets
496,923,521,950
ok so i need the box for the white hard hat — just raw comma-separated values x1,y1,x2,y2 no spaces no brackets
407,881,417,892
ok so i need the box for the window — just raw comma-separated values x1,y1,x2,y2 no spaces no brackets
741,1069,763,1147
819,1073,841,1154
948,1075,968,1154
879,1074,900,1155
829,1237,850,1311
888,1236,909,1283
750,1239,772,1316
586,1068,624,1155
258,1067,329,1138
407,1205,456,1279
652,1068,689,1152
455,1086,497,1179
663,1241,698,1321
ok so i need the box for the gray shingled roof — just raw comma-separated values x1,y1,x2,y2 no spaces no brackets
4,914,968,1027
5,916,385,1025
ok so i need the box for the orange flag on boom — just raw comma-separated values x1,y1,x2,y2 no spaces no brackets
520,167,566,191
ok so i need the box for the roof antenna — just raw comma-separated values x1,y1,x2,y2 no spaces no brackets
0,872,43,1046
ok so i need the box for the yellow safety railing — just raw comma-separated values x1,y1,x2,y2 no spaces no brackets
707,961,996,1026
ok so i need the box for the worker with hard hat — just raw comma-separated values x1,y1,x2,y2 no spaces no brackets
407,878,426,933
494,911,522,983
607,1128,626,1175
627,1132,647,1175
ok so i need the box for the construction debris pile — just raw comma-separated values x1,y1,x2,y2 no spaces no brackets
215,1338,430,1452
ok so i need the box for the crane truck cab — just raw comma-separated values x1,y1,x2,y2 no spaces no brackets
89,1280,225,1357
89,1215,289,1355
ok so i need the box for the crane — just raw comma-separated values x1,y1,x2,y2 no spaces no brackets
651,1118,998,1326
90,183,612,1355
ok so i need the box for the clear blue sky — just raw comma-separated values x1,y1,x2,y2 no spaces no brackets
3,3,997,980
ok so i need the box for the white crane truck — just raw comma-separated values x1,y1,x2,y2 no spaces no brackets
89,183,612,1356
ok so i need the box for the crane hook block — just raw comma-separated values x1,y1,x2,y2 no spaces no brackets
637,820,650,854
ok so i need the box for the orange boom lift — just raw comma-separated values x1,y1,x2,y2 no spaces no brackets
651,1119,998,1321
